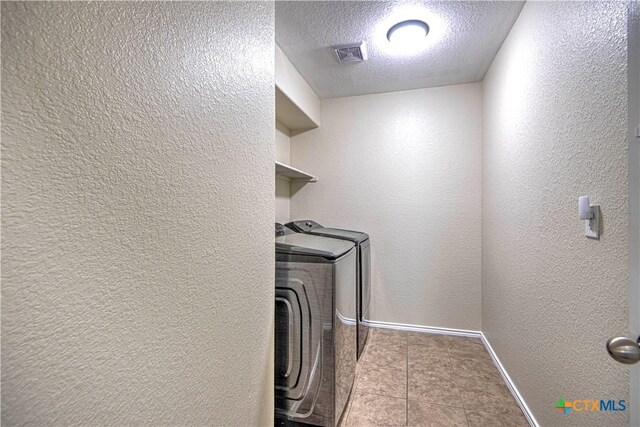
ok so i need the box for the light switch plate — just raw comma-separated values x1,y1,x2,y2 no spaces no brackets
585,204,600,239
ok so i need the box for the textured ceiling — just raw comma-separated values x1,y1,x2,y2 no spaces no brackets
275,1,524,98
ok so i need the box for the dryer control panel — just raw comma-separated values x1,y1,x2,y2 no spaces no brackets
289,220,324,232
276,223,294,237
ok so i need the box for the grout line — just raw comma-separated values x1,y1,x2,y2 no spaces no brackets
342,369,358,426
462,406,527,418
418,401,468,411
444,336,470,426
463,409,471,427
353,388,406,401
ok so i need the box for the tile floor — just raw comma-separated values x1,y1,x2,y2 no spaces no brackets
340,328,529,427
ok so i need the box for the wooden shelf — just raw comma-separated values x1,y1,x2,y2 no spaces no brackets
276,161,317,182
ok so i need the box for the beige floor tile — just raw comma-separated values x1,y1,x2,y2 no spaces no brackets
408,401,468,427
443,336,483,347
370,328,408,350
449,374,490,391
409,345,452,383
362,340,407,370
465,409,528,427
357,359,407,398
407,332,449,348
448,347,493,362
459,383,523,418
409,353,451,381
345,391,407,427
449,356,503,387
449,353,495,369
445,336,490,361
409,344,451,364
409,343,448,360
408,372,463,407
375,327,409,339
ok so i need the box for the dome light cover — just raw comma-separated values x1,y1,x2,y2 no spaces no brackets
386,20,430,51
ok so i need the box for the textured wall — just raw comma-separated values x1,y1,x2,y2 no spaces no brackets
276,121,291,224
482,1,629,425
629,4,640,426
1,2,274,425
291,83,482,330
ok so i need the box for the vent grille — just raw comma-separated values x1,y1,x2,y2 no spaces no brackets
333,42,368,63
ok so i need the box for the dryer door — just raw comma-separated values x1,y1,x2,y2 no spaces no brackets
275,266,323,419
275,293,302,392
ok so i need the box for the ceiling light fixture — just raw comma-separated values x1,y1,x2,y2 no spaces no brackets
386,19,429,50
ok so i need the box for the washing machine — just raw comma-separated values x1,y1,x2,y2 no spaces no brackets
275,223,357,427
286,221,371,360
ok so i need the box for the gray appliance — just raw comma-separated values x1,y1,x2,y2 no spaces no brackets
286,221,371,360
274,223,357,427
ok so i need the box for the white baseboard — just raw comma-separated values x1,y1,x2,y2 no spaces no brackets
366,319,482,338
367,321,538,427
480,332,539,427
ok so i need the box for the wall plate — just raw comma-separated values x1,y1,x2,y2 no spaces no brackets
585,204,600,239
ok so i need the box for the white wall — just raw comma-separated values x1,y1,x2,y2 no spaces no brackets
291,83,482,330
1,2,274,425
482,2,629,425
276,121,292,223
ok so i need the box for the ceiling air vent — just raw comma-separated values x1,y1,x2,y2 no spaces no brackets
333,42,368,63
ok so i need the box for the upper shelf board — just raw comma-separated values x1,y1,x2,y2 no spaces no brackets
275,86,319,136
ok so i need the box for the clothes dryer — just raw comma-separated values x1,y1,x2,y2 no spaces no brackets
286,220,371,360
275,223,357,426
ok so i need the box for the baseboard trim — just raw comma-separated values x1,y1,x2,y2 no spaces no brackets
367,321,538,427
366,320,482,338
479,333,539,427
